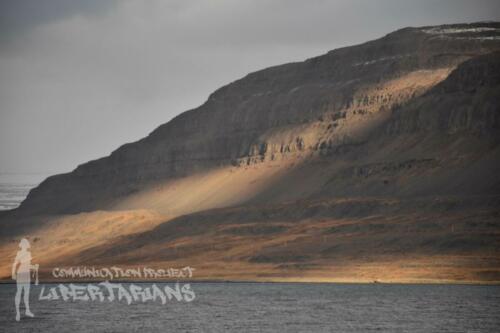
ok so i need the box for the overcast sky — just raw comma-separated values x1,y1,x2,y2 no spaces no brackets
1,0,500,175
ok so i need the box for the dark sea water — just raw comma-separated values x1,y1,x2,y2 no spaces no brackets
0,283,499,332
0,173,48,210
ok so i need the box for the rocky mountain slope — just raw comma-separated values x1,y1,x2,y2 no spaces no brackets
1,22,500,283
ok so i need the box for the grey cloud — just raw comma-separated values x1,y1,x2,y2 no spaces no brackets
0,0,118,44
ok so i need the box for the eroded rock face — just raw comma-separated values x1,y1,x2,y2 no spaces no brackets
17,22,500,215
386,51,500,135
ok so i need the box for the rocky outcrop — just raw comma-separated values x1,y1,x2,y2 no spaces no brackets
385,51,500,135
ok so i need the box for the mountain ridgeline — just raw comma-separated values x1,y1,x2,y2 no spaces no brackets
16,22,500,215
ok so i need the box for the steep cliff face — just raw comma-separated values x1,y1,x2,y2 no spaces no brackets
386,51,500,135
307,50,500,201
15,22,500,215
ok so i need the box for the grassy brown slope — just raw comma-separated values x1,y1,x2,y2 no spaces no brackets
2,197,499,283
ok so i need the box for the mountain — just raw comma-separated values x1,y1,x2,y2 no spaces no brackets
1,22,500,283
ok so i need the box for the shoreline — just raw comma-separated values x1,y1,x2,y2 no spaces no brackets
1,278,499,286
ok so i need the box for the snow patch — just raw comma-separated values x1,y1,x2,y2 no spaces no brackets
422,27,499,34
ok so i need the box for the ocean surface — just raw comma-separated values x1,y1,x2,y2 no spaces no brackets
0,283,499,332
0,173,49,210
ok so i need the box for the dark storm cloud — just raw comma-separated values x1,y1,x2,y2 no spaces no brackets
0,0,117,43
1,0,500,174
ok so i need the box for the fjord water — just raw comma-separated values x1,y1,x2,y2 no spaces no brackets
0,283,499,332
0,173,48,210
